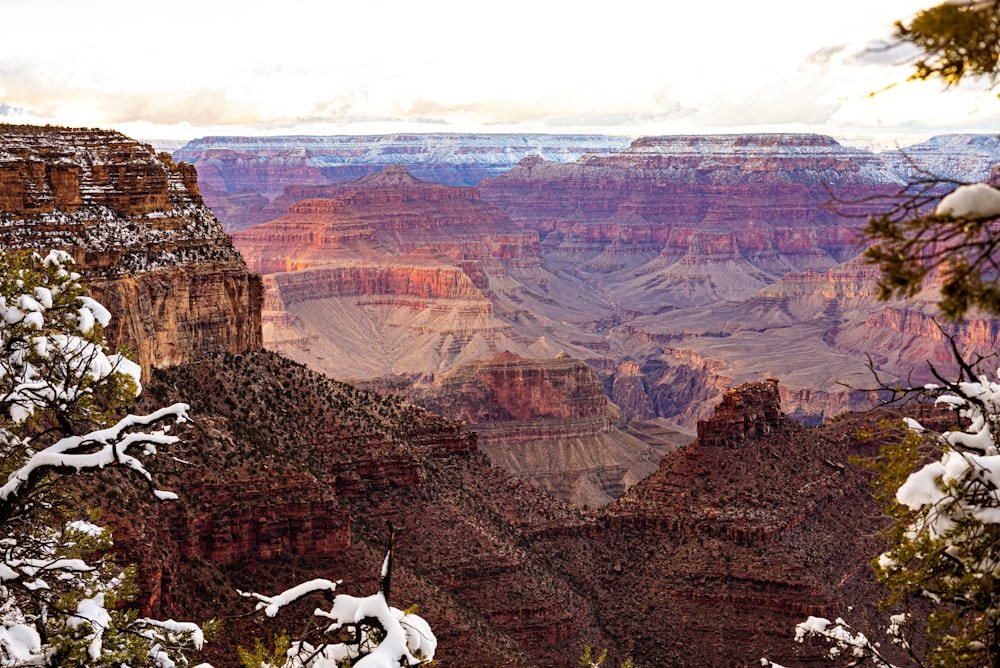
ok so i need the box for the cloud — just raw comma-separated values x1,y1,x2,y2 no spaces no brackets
0,61,262,128
0,102,31,118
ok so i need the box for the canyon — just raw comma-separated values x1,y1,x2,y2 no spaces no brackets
173,134,633,231
213,132,1000,443
2,124,985,666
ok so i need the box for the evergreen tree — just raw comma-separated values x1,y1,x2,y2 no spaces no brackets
0,249,206,666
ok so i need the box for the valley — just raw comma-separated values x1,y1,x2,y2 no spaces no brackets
3,124,998,666
199,132,1000,472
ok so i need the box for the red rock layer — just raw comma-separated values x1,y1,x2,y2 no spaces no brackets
0,125,263,373
264,261,491,308
480,134,900,266
232,165,540,274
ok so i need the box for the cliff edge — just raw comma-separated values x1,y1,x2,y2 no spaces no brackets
0,124,263,372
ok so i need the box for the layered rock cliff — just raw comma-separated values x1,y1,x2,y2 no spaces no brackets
528,381,915,666
480,133,902,271
366,351,691,505
231,165,539,273
0,125,263,372
174,134,633,230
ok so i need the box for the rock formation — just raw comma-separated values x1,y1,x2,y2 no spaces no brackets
112,351,610,667
529,381,917,666
362,351,693,506
174,134,633,230
213,132,1000,429
109,358,913,667
234,167,611,381
8,126,969,666
0,124,263,373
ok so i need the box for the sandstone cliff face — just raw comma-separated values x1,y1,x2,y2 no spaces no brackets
0,125,263,371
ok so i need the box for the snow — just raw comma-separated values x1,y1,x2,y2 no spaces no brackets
246,560,436,666
0,622,43,665
935,183,1000,220
77,296,111,329
67,593,111,661
67,520,106,537
896,460,948,511
245,578,341,617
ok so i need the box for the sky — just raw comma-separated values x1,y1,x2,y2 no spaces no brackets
2,0,999,145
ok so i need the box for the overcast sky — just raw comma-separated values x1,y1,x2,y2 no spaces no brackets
2,0,998,144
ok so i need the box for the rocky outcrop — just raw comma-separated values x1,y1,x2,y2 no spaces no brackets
0,125,263,372
526,381,914,667
695,379,784,448
113,350,607,668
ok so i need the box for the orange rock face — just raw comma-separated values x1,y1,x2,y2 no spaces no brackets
0,124,262,372
231,165,540,274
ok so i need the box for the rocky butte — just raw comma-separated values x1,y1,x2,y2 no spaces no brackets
0,124,262,374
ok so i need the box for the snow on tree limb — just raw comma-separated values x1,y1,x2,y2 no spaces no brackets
0,403,189,502
0,249,208,667
245,545,436,667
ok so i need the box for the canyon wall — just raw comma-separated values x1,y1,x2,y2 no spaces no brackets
0,124,263,373
174,134,633,230
121,356,912,666
217,132,1000,430
366,351,691,506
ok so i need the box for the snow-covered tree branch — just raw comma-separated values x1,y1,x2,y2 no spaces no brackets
0,249,205,666
799,358,1000,666
240,530,436,667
